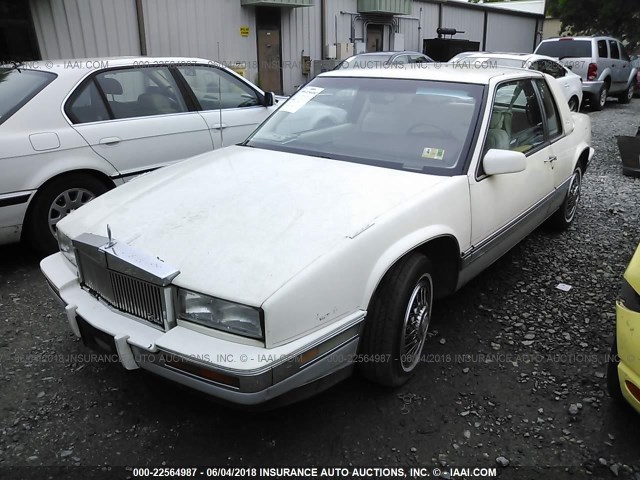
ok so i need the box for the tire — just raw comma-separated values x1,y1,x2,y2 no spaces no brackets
617,82,634,104
568,96,580,112
25,174,110,256
607,337,623,401
590,83,608,111
359,252,434,387
547,167,582,231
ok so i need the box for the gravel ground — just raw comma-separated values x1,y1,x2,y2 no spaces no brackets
1,99,640,479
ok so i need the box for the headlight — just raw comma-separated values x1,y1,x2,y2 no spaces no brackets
57,230,77,267
176,288,264,340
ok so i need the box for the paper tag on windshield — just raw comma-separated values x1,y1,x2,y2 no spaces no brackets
422,147,445,160
280,86,324,113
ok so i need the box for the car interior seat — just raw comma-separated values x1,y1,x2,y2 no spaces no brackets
137,92,180,116
485,111,511,150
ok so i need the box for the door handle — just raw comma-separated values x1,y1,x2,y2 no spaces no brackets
545,155,557,163
211,124,228,130
99,137,121,145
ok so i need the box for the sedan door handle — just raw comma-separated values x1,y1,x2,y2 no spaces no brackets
99,137,121,145
545,155,558,163
211,124,228,130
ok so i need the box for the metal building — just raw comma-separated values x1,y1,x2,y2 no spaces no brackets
1,0,544,95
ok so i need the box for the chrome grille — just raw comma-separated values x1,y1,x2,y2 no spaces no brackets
76,249,166,328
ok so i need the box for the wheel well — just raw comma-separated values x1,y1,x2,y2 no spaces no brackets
415,236,461,299
603,76,611,88
577,148,590,173
21,169,115,241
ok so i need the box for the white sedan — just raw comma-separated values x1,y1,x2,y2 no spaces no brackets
450,52,584,112
41,64,593,406
0,57,282,254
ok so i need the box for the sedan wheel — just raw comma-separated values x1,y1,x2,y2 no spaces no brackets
359,252,433,387
547,167,582,230
48,188,96,236
568,97,579,112
26,174,109,256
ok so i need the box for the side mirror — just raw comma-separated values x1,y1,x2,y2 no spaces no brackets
483,149,526,175
263,92,275,107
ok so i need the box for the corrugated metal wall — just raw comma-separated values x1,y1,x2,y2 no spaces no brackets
30,0,140,59
441,4,484,46
142,0,259,85
485,11,537,53
281,2,323,92
324,0,358,47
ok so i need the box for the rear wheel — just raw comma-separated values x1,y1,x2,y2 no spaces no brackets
618,82,634,104
591,83,608,111
359,252,433,387
547,167,582,230
26,174,110,256
568,96,580,112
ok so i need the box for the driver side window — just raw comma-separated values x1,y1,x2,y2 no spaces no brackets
178,66,260,110
485,80,545,155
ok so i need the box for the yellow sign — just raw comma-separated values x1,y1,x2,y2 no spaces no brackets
240,26,250,37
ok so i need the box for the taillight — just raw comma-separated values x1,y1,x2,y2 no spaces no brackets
587,63,598,81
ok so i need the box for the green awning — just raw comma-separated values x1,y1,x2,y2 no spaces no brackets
241,0,313,7
357,0,412,15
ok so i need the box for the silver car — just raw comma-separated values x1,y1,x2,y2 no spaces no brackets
535,36,637,111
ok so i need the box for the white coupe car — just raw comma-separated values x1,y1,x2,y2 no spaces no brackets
41,64,593,406
0,57,282,254
450,52,584,112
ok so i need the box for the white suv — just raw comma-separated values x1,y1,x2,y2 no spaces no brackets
0,57,281,254
535,36,637,111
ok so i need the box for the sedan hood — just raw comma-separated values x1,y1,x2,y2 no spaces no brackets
59,146,450,306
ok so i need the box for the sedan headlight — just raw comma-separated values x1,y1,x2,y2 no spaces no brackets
57,230,77,267
176,288,264,340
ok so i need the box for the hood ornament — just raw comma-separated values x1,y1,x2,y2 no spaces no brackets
106,224,115,248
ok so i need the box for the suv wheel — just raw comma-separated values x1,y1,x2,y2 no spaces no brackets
591,84,608,111
618,82,634,104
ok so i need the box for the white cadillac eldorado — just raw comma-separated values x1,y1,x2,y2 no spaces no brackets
41,64,593,406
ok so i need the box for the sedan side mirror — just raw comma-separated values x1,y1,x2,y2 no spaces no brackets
483,149,526,175
263,92,275,107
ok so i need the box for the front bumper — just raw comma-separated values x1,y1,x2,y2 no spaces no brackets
41,252,365,405
616,301,640,414
582,80,605,96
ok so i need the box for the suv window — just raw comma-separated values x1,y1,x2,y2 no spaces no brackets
597,40,608,58
0,69,56,126
536,40,591,59
94,67,188,120
619,43,630,62
67,80,110,123
177,66,260,110
609,40,620,59
485,80,544,155
535,79,562,140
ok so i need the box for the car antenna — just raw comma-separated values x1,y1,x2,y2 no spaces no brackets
217,42,224,146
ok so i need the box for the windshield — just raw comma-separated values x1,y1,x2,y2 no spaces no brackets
0,68,56,125
337,55,393,69
246,76,484,176
536,40,591,59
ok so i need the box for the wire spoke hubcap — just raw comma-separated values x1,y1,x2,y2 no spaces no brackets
565,171,581,222
48,188,95,235
400,274,433,373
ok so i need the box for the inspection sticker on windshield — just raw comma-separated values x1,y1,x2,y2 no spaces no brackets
422,147,445,160
281,86,324,113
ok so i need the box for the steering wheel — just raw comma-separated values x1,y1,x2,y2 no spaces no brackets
406,123,457,142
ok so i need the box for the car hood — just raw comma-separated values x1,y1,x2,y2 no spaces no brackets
59,146,450,306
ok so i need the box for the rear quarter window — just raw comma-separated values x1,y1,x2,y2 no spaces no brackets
0,69,56,126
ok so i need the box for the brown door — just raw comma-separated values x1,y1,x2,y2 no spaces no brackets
257,28,282,94
367,24,384,52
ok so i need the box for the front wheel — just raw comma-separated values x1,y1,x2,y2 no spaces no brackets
26,174,110,256
359,252,434,387
547,167,582,231
618,82,634,104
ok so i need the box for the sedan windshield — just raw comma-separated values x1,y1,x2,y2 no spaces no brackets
246,76,484,175
0,68,56,125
